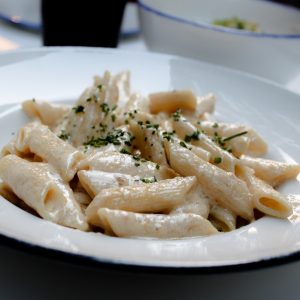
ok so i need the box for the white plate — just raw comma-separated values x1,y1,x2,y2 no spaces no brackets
0,47,299,271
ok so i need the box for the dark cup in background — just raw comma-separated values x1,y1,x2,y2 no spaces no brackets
41,0,127,47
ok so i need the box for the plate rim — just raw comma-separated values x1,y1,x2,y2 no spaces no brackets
0,47,299,273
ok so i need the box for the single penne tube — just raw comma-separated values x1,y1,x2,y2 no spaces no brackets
78,151,176,180
22,100,69,127
235,165,292,218
196,121,268,156
129,120,168,165
209,203,236,232
240,155,300,187
149,90,197,114
171,117,237,173
15,124,84,182
98,208,218,238
78,170,139,198
86,176,197,227
164,140,253,220
170,184,210,218
0,155,88,230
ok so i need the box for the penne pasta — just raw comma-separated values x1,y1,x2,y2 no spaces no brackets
98,208,218,238
22,100,69,127
0,155,88,230
15,123,83,182
235,165,292,218
164,140,253,220
0,70,296,238
240,155,300,187
86,176,197,227
78,151,176,180
78,170,139,198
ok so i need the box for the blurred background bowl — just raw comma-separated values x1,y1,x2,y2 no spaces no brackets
138,0,300,87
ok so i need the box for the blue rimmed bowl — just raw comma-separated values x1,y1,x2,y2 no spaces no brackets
138,0,300,87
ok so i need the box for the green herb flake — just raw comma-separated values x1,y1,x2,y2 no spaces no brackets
179,141,188,148
212,123,219,128
141,177,157,184
72,105,85,114
172,109,181,122
185,130,200,142
135,162,140,167
162,131,174,142
120,148,131,155
223,131,248,142
100,102,110,116
58,130,70,141
155,164,160,170
111,114,116,122
214,157,222,164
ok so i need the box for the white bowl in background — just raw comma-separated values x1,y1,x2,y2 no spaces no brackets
138,0,300,88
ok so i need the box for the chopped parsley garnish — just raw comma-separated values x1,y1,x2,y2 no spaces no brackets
84,129,133,148
97,84,103,90
212,123,219,128
214,157,222,164
120,148,131,155
212,132,225,147
72,105,85,114
99,122,107,132
146,124,159,130
223,131,248,142
172,109,181,122
162,131,174,141
212,131,248,152
141,177,157,184
135,162,140,167
185,130,200,142
155,164,160,170
179,141,188,148
128,112,135,119
86,97,92,102
58,130,70,141
111,114,116,122
100,102,110,116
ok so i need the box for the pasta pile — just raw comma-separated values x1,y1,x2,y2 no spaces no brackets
0,71,299,238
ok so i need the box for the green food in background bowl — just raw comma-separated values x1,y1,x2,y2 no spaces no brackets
213,16,261,32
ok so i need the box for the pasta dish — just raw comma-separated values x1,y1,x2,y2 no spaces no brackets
0,71,299,238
